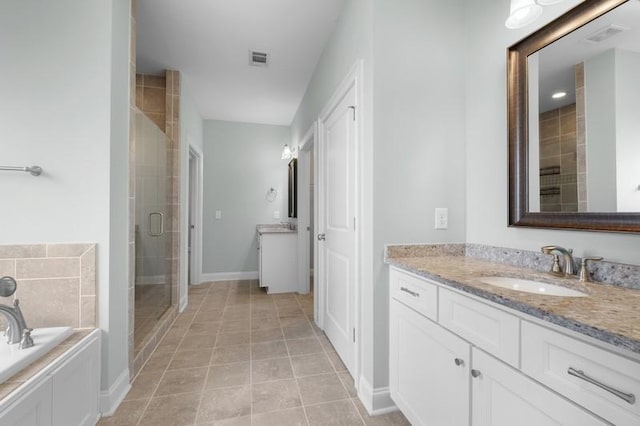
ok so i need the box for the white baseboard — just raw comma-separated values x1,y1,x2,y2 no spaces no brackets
100,368,131,417
357,376,398,416
200,271,259,282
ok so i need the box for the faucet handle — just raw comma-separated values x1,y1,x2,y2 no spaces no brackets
550,254,563,276
579,257,603,282
19,328,34,349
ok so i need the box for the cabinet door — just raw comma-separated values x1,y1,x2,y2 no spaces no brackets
51,335,100,426
471,348,608,426
258,235,263,286
0,377,52,426
390,300,471,426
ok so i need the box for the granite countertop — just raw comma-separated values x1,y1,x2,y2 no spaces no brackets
256,224,297,234
0,329,94,401
386,250,640,356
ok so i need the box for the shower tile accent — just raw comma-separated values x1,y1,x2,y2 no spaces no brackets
0,243,97,328
539,102,578,212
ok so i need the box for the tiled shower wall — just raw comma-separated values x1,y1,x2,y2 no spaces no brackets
129,1,182,378
0,243,96,328
539,103,578,212
136,74,167,130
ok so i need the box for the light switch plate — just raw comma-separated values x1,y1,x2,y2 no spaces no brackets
215,210,222,219
274,210,281,219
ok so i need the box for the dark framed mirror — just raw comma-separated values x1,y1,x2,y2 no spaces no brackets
288,158,297,218
508,0,640,232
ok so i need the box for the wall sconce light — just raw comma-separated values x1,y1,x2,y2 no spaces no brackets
505,0,543,29
537,0,565,5
506,0,570,29
281,144,293,160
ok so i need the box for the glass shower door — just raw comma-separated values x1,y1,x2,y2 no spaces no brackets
134,110,172,352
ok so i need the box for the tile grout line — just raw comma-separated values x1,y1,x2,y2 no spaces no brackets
278,293,312,426
194,282,221,425
296,286,366,425
249,282,254,426
135,284,207,426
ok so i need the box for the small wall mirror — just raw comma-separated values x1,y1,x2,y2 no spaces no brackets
508,0,640,232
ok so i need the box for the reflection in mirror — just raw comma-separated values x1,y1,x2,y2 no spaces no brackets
527,0,640,213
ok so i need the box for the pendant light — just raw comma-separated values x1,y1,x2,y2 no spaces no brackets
505,0,543,29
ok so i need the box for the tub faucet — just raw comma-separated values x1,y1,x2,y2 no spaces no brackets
541,246,576,276
0,299,28,345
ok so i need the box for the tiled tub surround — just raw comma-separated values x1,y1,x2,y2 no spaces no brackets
385,243,640,355
0,243,97,329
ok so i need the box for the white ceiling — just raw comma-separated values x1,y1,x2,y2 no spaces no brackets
136,0,346,125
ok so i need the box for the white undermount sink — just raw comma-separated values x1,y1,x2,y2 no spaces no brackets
479,276,588,297
0,326,73,384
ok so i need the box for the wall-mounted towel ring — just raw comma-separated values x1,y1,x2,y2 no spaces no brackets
266,188,277,202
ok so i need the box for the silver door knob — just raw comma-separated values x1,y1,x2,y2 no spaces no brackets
317,233,326,241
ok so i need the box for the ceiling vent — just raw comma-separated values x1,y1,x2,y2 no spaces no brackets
249,50,269,67
584,24,628,43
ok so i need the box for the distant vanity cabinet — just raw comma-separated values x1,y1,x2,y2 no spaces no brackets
0,330,101,426
257,226,297,294
389,267,637,426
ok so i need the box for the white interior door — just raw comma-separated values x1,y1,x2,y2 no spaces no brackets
320,83,357,375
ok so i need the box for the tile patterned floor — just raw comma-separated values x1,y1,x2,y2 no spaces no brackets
99,280,410,426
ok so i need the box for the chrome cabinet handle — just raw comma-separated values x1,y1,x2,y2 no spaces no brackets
400,287,419,298
317,233,326,241
149,212,164,237
568,367,635,404
454,358,464,367
471,369,481,378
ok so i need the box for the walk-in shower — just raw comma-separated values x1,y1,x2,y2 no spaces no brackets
133,110,173,353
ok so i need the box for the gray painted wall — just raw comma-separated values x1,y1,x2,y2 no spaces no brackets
290,0,377,392
0,0,130,392
180,79,204,304
464,0,640,264
290,0,467,395
585,49,617,211
203,120,290,275
373,0,467,387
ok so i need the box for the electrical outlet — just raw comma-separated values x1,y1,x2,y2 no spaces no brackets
274,210,281,219
215,210,222,219
435,208,448,229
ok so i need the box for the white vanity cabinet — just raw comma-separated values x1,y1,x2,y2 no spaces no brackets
390,298,470,426
389,267,618,426
472,348,606,426
258,231,297,294
0,330,101,426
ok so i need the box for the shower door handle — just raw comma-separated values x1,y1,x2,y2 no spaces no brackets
149,212,164,237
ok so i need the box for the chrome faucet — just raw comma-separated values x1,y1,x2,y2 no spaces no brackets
541,246,576,276
0,299,28,345
0,276,30,345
